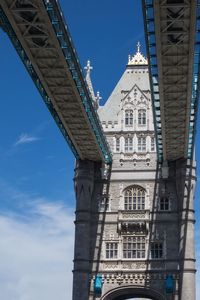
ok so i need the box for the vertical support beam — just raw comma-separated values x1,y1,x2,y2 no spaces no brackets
73,159,94,300
176,159,196,300
89,164,111,299
73,160,107,300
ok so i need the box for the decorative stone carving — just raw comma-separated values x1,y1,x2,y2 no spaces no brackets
104,262,118,270
121,211,146,219
122,262,146,269
119,221,148,235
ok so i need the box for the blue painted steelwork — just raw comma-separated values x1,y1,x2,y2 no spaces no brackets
142,0,163,162
0,7,79,158
94,274,103,294
165,274,174,294
143,0,200,161
0,1,112,164
188,0,200,159
44,0,112,164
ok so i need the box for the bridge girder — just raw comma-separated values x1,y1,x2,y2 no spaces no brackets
0,0,112,164
143,0,200,162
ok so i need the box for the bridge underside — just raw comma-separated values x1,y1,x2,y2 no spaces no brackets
0,0,111,163
143,0,200,162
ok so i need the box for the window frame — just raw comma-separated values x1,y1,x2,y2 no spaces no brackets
138,109,146,125
125,109,133,126
124,186,145,210
99,196,109,212
150,242,163,259
105,242,118,259
115,137,120,153
151,136,155,152
159,196,170,211
138,136,146,152
123,236,146,259
125,137,133,153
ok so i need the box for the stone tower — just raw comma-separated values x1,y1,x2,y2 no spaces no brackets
72,45,196,300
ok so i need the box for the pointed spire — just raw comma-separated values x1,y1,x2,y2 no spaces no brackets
137,41,141,53
95,91,102,109
85,60,93,77
127,42,148,65
84,60,95,100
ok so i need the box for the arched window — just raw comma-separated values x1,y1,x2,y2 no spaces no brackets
138,109,146,125
125,110,133,126
124,186,145,210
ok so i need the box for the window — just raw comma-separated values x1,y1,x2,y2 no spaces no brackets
138,109,146,125
125,137,133,152
116,137,120,152
138,137,146,152
99,196,109,212
159,197,169,211
106,242,118,259
151,242,163,259
124,186,145,210
123,236,145,259
125,110,133,126
151,137,155,151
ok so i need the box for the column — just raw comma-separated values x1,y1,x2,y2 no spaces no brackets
176,159,196,300
73,159,94,300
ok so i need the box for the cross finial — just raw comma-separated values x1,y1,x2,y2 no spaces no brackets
96,91,102,102
84,60,93,76
95,91,102,109
137,41,141,53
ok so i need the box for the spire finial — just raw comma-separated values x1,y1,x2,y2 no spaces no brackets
96,91,102,103
84,60,93,76
127,43,148,66
137,41,141,53
84,60,95,101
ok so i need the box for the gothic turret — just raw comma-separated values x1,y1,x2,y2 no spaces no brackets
98,43,151,125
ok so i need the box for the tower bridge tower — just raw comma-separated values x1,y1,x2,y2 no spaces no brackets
73,45,196,300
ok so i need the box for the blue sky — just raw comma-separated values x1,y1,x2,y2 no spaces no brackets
0,0,199,299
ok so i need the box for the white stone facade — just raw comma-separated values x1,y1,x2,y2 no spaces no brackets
72,48,196,300
96,49,195,300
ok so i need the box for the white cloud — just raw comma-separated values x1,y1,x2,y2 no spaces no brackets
0,181,199,300
14,133,40,146
0,200,74,300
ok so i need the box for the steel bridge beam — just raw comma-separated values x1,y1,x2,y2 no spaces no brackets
143,0,200,162
0,0,112,164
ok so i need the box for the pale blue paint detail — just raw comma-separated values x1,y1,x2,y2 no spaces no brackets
143,0,200,161
165,275,174,294
94,274,103,294
0,2,112,164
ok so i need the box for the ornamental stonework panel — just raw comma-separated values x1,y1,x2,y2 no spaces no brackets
122,261,146,269
119,210,149,220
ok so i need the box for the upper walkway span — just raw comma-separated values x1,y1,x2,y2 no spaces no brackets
0,0,112,164
143,0,200,162
1,0,199,165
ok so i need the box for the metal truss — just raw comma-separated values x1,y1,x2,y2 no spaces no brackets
0,0,112,164
143,0,200,161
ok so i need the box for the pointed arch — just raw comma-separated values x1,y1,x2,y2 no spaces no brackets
124,186,146,210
